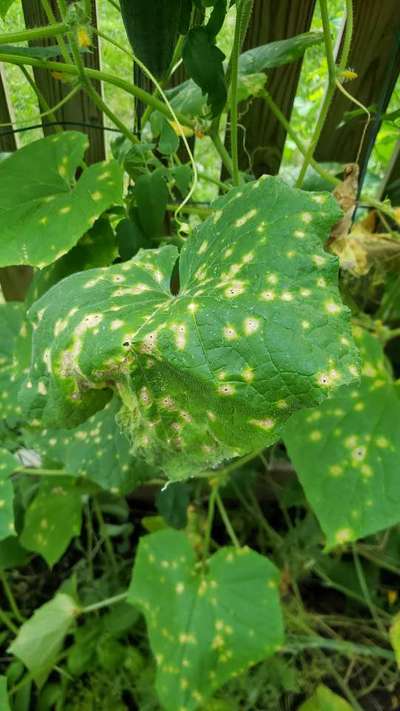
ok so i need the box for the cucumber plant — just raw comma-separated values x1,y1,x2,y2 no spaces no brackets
0,0,399,709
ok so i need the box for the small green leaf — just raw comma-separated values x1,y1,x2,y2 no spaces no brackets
183,27,227,117
238,32,324,75
0,676,10,711
0,449,18,540
299,684,352,711
0,132,123,268
20,479,82,566
134,169,169,240
21,177,358,480
0,44,63,59
127,529,283,710
283,330,400,547
9,593,77,686
0,305,31,422
155,482,190,529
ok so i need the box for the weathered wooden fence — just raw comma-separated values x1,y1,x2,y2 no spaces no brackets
0,0,400,297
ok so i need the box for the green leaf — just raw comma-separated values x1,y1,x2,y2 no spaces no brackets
0,306,31,422
389,612,400,668
0,0,15,19
127,529,283,710
0,537,29,570
0,132,123,268
299,684,352,711
20,478,82,565
30,217,118,302
0,676,10,711
9,593,77,686
134,169,169,240
169,32,323,118
21,177,358,480
116,217,149,261
283,330,400,547
0,44,63,59
238,32,324,76
24,398,154,494
0,449,18,540
183,27,227,117
155,482,190,529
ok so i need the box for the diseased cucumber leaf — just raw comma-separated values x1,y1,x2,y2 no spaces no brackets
24,398,154,494
283,329,400,547
0,449,18,540
9,593,77,686
127,529,283,711
21,177,358,480
0,303,31,422
20,478,82,566
0,132,123,268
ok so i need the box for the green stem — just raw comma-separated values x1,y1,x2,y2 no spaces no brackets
264,91,340,187
210,129,234,177
230,0,246,185
20,65,60,131
0,607,18,634
0,572,24,624
69,34,138,144
215,491,240,548
0,53,195,130
203,484,218,561
338,0,354,72
80,592,127,614
352,545,387,638
92,498,118,573
166,202,211,218
40,0,71,64
296,0,337,188
0,82,81,128
0,23,68,46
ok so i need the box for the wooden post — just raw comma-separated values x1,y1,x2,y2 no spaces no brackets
234,0,316,177
0,64,17,153
21,0,105,164
315,0,400,178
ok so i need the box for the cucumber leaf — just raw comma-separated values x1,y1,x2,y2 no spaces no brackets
127,529,283,711
0,676,10,711
9,593,77,686
283,330,400,547
20,478,82,566
20,177,358,480
0,449,18,540
0,132,123,268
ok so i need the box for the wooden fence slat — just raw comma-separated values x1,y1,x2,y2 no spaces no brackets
0,63,17,153
234,0,316,177
315,0,400,176
21,0,105,164
0,65,33,301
